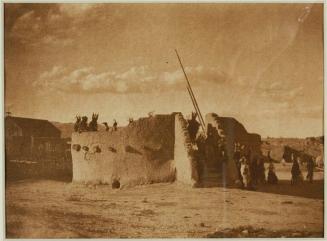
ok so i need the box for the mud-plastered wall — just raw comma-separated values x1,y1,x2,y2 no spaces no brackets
174,113,199,186
205,113,262,183
71,114,176,187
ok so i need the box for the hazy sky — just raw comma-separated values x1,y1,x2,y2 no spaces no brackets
5,3,323,138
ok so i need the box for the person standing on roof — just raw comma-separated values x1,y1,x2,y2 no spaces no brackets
187,112,200,143
113,119,118,131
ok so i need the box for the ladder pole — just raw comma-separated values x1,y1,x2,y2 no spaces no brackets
175,49,206,133
186,86,206,134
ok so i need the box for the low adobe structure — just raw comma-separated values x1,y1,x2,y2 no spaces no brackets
5,116,61,159
5,116,71,180
71,112,261,188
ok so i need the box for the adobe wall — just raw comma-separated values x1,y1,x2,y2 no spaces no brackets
205,113,262,183
205,113,261,155
174,113,199,186
71,114,176,187
71,112,260,188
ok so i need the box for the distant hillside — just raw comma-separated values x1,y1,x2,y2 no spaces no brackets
261,137,324,161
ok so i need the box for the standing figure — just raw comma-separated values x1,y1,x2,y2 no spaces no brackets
195,133,206,158
256,158,266,184
195,132,206,178
233,143,242,181
102,122,109,131
306,157,315,183
187,112,200,143
88,113,99,131
74,116,81,132
297,156,304,181
241,157,251,189
250,156,258,186
113,119,118,131
221,149,228,187
291,156,301,184
267,160,278,184
205,124,220,164
78,116,88,132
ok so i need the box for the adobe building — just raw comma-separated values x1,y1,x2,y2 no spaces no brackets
5,116,61,158
71,112,261,188
5,116,71,180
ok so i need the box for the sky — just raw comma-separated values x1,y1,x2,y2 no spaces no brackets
4,3,324,138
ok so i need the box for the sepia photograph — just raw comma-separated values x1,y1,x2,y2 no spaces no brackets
3,2,324,238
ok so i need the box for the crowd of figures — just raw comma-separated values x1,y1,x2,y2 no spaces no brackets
73,113,119,133
290,153,315,184
234,147,316,190
233,147,278,190
185,112,317,190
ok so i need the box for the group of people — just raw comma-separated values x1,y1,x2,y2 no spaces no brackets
291,153,315,184
74,114,118,133
233,145,278,190
234,146,316,189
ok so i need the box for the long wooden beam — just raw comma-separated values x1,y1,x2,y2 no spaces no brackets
175,49,206,135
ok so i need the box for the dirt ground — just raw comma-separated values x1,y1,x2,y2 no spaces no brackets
5,163,324,238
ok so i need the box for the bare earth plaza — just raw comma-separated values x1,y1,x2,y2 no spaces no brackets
4,3,324,238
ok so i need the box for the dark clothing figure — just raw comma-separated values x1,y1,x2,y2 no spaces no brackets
250,158,257,186
291,159,301,184
256,159,266,184
187,112,200,143
195,134,206,157
221,150,228,187
79,116,88,132
103,122,109,131
74,116,81,132
88,113,98,131
234,150,242,181
205,124,220,164
113,120,118,131
233,150,241,162
306,158,315,183
195,133,206,180
267,161,278,184
238,156,254,190
246,149,252,163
